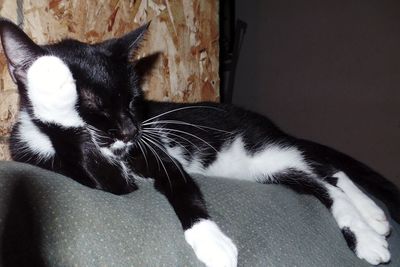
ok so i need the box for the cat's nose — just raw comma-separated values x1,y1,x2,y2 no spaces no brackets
120,126,137,142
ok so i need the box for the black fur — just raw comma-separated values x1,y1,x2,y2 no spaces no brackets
341,227,357,252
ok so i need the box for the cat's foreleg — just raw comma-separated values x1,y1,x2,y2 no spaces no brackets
279,172,390,265
148,157,238,267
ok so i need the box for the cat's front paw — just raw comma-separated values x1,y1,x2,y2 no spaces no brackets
184,219,238,267
360,202,391,236
27,55,84,127
355,227,390,265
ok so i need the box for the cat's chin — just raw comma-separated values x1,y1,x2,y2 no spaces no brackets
101,140,133,158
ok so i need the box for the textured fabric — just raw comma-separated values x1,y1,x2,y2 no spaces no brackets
0,161,399,266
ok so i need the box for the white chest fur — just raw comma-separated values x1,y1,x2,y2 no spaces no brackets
16,111,55,160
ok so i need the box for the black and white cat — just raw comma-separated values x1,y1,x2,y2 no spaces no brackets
1,19,399,266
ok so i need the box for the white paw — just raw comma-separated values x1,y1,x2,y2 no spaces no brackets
359,202,390,236
362,208,390,236
334,171,391,236
27,56,84,127
355,228,390,265
184,219,238,267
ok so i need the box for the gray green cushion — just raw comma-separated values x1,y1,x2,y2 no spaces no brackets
0,161,399,266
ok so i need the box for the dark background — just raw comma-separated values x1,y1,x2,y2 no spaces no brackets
231,0,400,187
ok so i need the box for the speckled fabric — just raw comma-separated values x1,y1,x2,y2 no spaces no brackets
0,161,399,267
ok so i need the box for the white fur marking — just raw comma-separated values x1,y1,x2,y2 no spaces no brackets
165,145,188,166
100,147,117,159
334,171,390,236
111,140,125,150
27,56,84,127
201,137,311,181
164,140,205,174
16,111,55,159
184,219,238,267
327,183,390,265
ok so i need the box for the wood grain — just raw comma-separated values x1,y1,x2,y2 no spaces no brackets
0,0,219,160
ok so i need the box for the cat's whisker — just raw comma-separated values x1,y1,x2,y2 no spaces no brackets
87,127,104,137
142,133,187,183
142,130,193,155
143,128,203,152
143,127,218,152
142,136,177,186
137,140,149,171
142,106,225,124
141,137,173,190
86,126,113,147
140,138,161,171
142,119,232,134
143,129,202,152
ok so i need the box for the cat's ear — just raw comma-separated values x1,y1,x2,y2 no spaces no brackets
107,22,150,60
0,18,44,82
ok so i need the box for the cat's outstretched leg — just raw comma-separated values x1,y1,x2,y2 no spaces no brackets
279,173,390,265
153,165,238,267
324,182,390,265
130,152,238,267
332,171,390,236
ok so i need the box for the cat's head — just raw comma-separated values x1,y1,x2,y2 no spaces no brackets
0,18,149,156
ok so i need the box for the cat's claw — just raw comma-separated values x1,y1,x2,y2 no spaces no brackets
185,219,238,267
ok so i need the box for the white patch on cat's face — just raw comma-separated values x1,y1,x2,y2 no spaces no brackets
184,219,238,267
99,140,133,158
26,56,85,127
110,140,133,154
16,110,55,159
111,140,126,150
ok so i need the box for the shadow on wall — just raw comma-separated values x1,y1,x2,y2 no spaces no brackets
232,0,400,188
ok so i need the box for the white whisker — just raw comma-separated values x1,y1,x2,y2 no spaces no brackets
143,105,225,124
143,129,202,151
137,140,149,170
143,130,193,155
142,133,187,183
141,137,173,190
140,138,161,171
142,119,231,134
143,127,218,152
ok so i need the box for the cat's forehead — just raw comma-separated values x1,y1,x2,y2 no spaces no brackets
45,40,111,70
45,39,108,58
43,40,121,89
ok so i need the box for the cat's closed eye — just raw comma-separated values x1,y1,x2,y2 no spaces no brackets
80,88,103,110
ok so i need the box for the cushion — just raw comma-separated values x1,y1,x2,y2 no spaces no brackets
0,161,399,266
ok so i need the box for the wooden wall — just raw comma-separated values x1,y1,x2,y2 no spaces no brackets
0,0,219,160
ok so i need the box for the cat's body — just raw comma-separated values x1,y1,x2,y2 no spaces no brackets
1,19,399,266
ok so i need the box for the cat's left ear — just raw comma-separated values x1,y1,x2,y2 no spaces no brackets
0,18,44,83
107,22,150,60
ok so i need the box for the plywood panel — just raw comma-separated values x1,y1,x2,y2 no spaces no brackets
0,0,219,160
